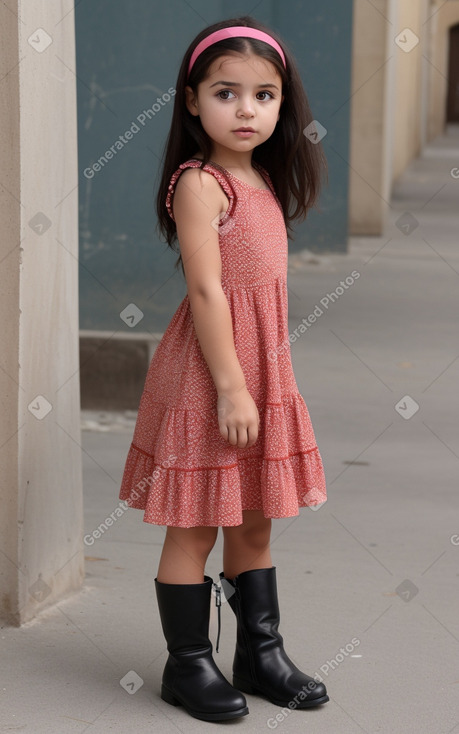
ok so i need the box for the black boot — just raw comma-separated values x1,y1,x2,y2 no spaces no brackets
219,567,329,708
154,575,249,721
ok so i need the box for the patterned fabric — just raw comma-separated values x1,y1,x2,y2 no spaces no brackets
118,158,327,527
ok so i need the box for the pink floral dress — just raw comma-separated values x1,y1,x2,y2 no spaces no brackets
118,158,327,527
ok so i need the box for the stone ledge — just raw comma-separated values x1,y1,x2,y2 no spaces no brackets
79,331,163,411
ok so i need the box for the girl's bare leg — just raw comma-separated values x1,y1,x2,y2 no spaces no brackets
222,509,272,579
157,525,218,583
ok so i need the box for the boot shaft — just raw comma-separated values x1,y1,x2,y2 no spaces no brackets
155,575,213,654
220,567,283,645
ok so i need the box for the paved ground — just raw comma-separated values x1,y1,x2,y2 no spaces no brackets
2,125,459,733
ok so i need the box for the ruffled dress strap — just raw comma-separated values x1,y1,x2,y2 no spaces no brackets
166,158,237,223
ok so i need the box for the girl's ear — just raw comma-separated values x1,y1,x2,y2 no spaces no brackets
185,85,199,117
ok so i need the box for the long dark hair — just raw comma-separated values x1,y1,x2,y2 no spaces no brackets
156,15,328,272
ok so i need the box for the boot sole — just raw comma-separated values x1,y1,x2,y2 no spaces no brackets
233,676,330,708
161,684,249,721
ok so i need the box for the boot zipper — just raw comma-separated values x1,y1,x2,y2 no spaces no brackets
213,582,222,653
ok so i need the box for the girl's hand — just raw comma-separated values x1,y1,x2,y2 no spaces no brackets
217,384,260,448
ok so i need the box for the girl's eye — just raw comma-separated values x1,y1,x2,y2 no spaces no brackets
256,91,274,101
216,90,235,100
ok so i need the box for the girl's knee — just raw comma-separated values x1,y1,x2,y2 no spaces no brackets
244,523,271,550
243,511,271,537
166,525,218,558
225,513,271,550
194,528,218,557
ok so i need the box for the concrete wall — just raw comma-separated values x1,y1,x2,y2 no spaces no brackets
349,0,459,234
0,1,84,625
0,0,21,626
391,0,427,181
426,0,459,139
349,0,393,234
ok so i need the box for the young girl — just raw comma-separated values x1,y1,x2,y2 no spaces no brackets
119,15,329,722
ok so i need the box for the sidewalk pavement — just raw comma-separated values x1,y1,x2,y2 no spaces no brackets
2,125,459,734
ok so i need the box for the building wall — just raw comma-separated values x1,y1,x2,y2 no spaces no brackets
349,0,393,235
349,0,459,234
427,0,459,139
0,0,84,625
391,0,427,182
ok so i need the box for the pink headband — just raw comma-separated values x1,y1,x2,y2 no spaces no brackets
187,26,286,77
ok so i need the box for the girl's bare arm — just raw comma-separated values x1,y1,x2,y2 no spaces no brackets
172,167,259,447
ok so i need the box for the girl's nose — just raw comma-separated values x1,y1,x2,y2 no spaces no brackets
237,96,255,117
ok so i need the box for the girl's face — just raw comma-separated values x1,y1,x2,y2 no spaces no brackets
185,52,284,158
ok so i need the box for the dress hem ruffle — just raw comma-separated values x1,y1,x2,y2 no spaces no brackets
119,437,327,528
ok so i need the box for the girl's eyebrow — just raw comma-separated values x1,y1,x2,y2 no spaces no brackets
209,80,279,90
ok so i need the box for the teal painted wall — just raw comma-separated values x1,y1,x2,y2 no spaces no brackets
75,0,353,332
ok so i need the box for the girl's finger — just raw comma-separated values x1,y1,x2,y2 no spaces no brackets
227,425,238,446
237,427,250,449
248,424,258,445
219,423,229,442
